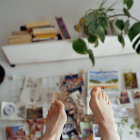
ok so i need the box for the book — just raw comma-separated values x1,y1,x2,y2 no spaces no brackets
8,34,32,40
26,20,51,29
12,31,30,35
32,37,57,42
60,17,70,39
55,17,65,39
33,27,57,35
58,17,67,39
34,33,57,39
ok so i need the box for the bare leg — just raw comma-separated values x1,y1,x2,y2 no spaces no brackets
42,100,67,140
89,87,120,140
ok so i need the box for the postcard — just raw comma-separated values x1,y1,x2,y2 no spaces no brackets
26,107,43,120
6,126,26,140
62,109,78,139
80,121,93,138
20,87,48,105
93,124,101,140
88,70,120,95
123,72,138,89
61,73,84,93
118,91,134,108
23,76,43,89
1,102,26,120
133,89,140,99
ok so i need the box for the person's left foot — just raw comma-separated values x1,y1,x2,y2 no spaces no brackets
42,100,67,140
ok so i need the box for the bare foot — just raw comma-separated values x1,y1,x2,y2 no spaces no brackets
42,100,67,140
89,87,120,140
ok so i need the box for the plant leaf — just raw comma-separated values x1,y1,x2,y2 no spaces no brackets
87,49,95,66
124,20,130,34
132,36,140,50
88,33,97,43
96,26,105,42
123,8,131,17
136,44,140,54
118,35,125,47
72,38,88,54
128,22,140,41
131,124,135,129
98,16,108,30
115,20,124,31
123,0,134,9
74,24,81,32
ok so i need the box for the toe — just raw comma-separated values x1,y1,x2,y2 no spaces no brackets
101,89,105,99
56,100,64,110
105,94,109,103
97,87,102,99
90,87,98,98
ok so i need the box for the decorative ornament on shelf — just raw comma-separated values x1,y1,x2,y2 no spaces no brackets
72,0,140,66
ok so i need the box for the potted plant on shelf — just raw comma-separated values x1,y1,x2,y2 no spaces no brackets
72,0,140,66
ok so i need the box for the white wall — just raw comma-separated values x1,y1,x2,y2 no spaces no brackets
0,0,140,140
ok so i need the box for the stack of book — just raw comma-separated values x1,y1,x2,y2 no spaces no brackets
26,20,58,42
8,20,59,45
8,33,32,45
55,17,70,39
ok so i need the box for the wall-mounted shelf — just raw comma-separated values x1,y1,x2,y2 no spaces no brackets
2,36,135,66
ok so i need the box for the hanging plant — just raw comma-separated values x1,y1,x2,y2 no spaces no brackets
72,0,140,66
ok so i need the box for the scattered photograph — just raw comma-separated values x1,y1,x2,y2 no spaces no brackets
61,73,84,93
1,102,26,120
23,76,43,89
6,126,26,140
88,70,120,95
20,87,48,105
80,121,93,138
133,89,140,99
93,124,101,140
124,72,138,89
26,107,43,120
118,91,134,108
62,108,78,139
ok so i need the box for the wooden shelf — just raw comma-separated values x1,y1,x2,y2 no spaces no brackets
2,36,135,66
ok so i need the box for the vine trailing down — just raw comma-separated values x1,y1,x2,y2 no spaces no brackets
72,0,140,66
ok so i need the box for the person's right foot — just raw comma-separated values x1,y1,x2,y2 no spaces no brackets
89,87,120,140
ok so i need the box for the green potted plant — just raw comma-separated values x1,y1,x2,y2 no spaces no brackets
72,0,140,66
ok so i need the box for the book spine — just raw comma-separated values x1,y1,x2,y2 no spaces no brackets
58,17,67,39
60,17,70,39
55,17,65,39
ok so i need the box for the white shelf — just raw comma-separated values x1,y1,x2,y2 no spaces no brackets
2,36,135,66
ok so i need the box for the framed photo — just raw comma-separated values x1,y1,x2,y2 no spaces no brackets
118,91,134,108
123,72,138,89
88,70,120,95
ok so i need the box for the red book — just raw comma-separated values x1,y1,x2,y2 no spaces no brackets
55,17,65,39
60,17,70,39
